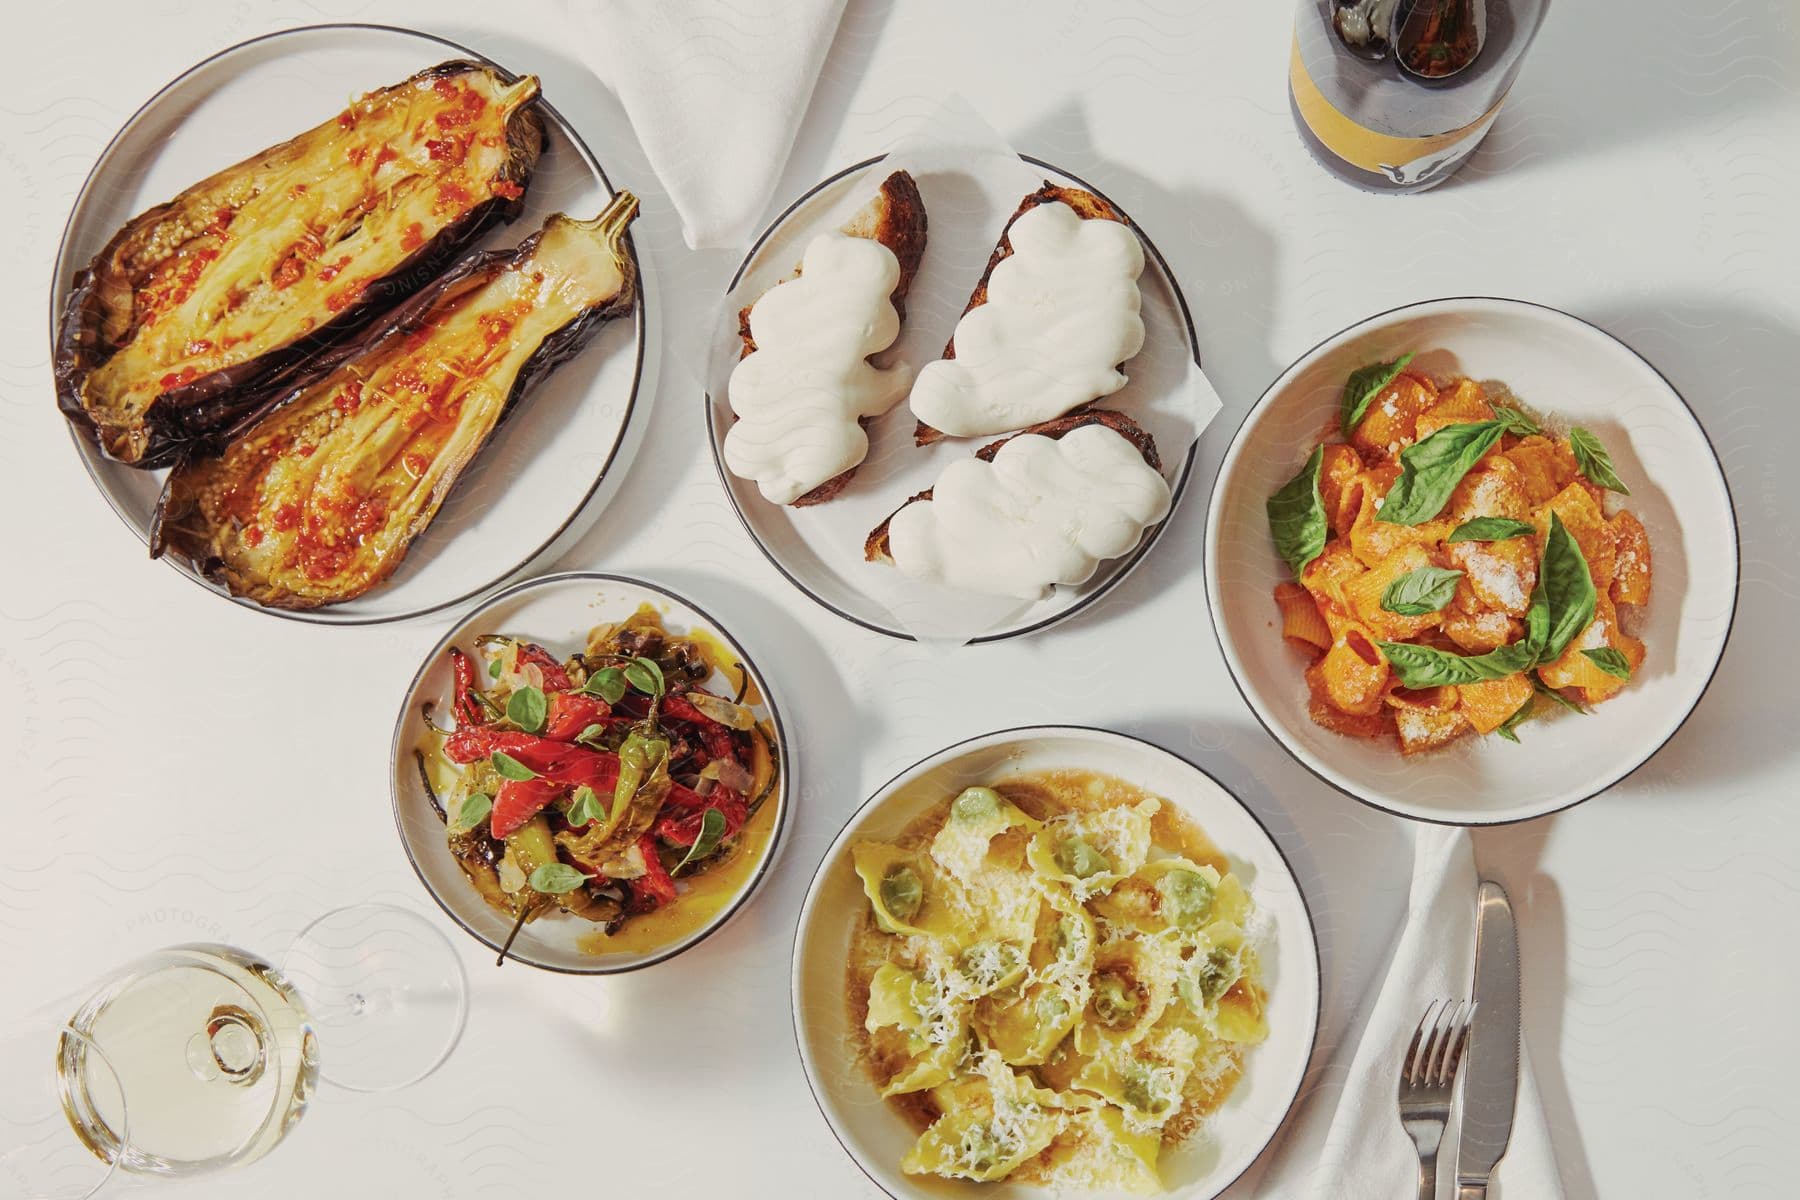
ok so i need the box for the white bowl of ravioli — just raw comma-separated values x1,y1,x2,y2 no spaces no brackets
792,726,1319,1199
1205,297,1739,825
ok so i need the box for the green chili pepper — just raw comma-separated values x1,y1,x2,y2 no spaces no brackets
608,728,669,832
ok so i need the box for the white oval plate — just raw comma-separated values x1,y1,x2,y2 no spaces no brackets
792,725,1320,1199
1205,297,1738,825
50,24,653,625
390,571,790,974
708,156,1203,644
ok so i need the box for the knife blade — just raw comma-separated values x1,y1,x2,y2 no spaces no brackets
1456,879,1520,1196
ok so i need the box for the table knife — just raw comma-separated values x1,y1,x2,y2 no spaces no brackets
1455,879,1520,1199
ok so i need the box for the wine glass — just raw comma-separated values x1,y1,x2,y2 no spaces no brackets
0,904,465,1196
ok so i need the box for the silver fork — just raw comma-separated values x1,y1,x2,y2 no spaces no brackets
1397,999,1477,1200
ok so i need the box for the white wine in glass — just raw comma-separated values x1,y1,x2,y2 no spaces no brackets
4,904,465,1198
60,944,318,1177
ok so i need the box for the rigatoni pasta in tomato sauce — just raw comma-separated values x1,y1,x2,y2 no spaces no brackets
1265,353,1652,754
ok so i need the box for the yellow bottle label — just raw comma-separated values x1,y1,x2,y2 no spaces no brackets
1290,36,1506,184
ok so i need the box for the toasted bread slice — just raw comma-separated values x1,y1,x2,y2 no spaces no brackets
866,408,1161,564
913,183,1129,447
733,170,926,507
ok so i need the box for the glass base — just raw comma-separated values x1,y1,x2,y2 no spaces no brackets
283,905,467,1094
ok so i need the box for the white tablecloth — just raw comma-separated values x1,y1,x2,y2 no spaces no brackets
2,3,1794,1197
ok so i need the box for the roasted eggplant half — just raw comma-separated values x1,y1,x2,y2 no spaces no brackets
151,192,641,609
56,61,544,467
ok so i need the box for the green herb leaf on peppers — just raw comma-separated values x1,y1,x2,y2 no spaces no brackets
583,667,627,704
623,656,665,698
506,685,547,733
450,792,492,833
564,785,604,828
673,808,728,873
1267,445,1327,578
491,751,536,781
527,863,589,894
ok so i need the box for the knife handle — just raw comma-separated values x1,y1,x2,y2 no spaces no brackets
1457,1186,1488,1200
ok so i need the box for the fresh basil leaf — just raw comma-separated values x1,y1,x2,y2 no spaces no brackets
574,723,606,746
583,667,628,704
1380,566,1464,616
1377,420,1509,526
1447,516,1537,543
673,808,729,873
1492,405,1540,436
1494,696,1536,743
528,863,589,894
491,751,536,781
1376,638,1539,688
1341,351,1415,436
1569,426,1630,494
506,685,547,733
487,657,502,679
1536,512,1597,664
624,656,666,698
449,791,492,833
1531,673,1589,713
1266,445,1328,579
564,785,604,828
1581,647,1632,680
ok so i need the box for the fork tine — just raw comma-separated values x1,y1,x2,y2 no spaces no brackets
1405,1000,1442,1086
1433,1000,1468,1082
1441,1002,1477,1083
1425,1000,1454,1082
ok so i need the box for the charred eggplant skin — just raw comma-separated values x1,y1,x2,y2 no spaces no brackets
152,193,642,610
55,61,544,469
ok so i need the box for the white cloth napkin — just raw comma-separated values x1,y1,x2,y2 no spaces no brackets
566,0,849,249
1256,825,1564,1199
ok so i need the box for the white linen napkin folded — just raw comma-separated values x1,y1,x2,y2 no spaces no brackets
566,0,849,249
1256,824,1564,1199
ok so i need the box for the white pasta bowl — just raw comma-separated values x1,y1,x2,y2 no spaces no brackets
791,725,1320,1199
1205,297,1738,825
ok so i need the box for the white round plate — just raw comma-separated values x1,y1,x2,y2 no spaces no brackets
792,725,1320,1199
708,156,1202,643
1205,297,1738,825
50,24,653,625
390,571,790,974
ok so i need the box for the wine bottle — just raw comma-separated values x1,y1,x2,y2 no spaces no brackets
1290,0,1552,193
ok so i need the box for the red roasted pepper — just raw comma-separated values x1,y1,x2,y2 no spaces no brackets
450,648,482,726
627,833,677,910
490,777,564,839
661,694,740,766
488,751,623,839
542,691,612,741
654,788,748,848
515,643,572,691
